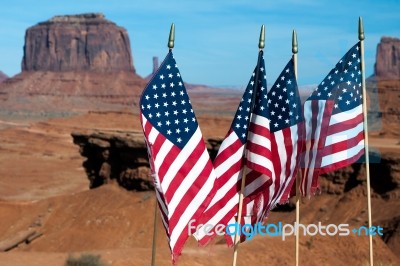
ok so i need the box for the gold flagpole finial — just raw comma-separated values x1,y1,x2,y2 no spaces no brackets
259,25,265,49
292,30,298,54
168,23,175,50
358,17,365,41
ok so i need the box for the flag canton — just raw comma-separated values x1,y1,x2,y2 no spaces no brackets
309,42,362,114
267,59,302,132
232,53,267,143
140,52,197,149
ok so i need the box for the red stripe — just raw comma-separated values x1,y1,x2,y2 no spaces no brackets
151,132,167,158
321,148,364,174
164,139,205,202
327,112,363,135
213,134,243,168
310,100,335,193
213,156,243,194
245,174,272,201
276,127,296,203
143,116,153,136
197,184,239,245
249,121,270,138
155,189,170,234
270,133,281,200
157,145,181,183
171,171,218,260
198,164,241,223
322,131,364,157
246,140,272,160
168,161,214,232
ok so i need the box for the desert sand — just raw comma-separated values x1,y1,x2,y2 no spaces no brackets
0,111,399,266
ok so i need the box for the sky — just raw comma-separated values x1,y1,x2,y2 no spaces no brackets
0,0,399,88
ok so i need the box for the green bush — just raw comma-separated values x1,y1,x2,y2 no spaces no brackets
65,253,106,266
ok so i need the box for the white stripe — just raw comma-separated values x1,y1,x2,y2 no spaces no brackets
161,127,202,192
246,150,273,171
321,139,364,167
154,139,174,171
304,100,325,195
269,130,286,207
252,114,271,128
207,168,241,208
301,101,314,193
155,187,168,215
148,126,159,145
329,104,362,126
275,126,299,205
194,193,239,240
255,194,264,223
244,174,269,197
141,114,148,126
325,121,363,145
247,131,271,150
169,165,217,249
216,130,239,156
214,144,244,179
155,189,169,227
244,200,254,223
167,147,211,218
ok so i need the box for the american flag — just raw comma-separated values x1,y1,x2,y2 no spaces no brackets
300,42,365,196
253,57,303,217
194,52,271,246
225,58,304,245
139,52,216,262
194,54,303,246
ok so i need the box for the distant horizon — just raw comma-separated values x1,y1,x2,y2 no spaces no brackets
0,0,399,87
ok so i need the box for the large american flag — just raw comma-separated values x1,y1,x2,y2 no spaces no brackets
300,42,365,196
194,54,303,246
139,52,216,262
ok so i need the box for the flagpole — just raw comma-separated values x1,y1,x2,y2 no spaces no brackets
291,30,300,266
151,195,158,266
232,25,265,266
150,23,175,266
359,17,374,266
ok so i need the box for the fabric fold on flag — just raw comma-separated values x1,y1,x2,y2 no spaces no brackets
139,51,217,263
299,42,365,197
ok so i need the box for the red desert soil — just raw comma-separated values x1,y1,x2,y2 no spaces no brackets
0,111,399,265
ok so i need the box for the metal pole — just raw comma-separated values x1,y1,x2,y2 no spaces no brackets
359,16,374,266
151,198,158,266
232,25,265,266
151,23,176,266
292,30,300,266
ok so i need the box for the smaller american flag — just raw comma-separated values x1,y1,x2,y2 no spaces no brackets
194,51,272,246
225,58,304,245
139,51,216,263
300,42,365,196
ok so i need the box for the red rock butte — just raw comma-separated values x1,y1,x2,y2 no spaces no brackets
0,13,146,111
22,13,135,73
375,37,400,80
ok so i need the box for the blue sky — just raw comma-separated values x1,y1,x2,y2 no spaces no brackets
0,0,399,87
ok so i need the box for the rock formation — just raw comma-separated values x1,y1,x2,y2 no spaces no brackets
72,129,400,198
0,71,7,83
0,13,146,113
375,37,400,79
22,13,134,72
71,129,222,190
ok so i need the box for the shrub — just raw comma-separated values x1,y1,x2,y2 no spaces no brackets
65,253,106,266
